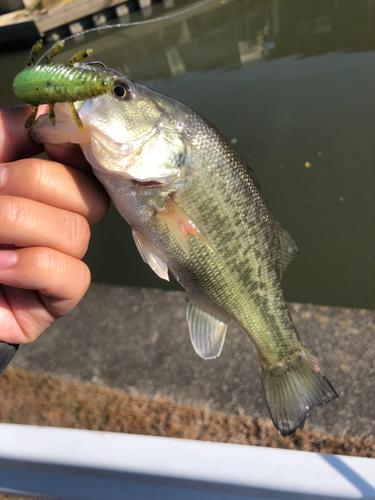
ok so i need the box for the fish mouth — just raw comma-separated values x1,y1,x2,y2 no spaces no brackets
131,180,164,187
88,120,178,185
90,123,158,159
77,98,180,185
78,97,160,158
84,133,171,186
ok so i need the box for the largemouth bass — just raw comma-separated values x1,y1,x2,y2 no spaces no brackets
29,65,337,435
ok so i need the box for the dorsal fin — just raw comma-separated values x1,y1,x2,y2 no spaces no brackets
243,158,298,274
275,222,299,273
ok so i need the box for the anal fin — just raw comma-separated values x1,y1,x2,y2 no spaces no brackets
132,228,169,281
186,298,229,359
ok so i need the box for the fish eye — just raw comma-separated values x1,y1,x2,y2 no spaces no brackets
112,81,131,99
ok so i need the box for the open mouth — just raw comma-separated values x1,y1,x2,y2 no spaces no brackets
131,180,165,187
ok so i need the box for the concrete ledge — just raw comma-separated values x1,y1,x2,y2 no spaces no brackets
1,424,375,499
10,283,375,438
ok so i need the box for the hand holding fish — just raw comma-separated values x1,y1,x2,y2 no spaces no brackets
0,105,109,347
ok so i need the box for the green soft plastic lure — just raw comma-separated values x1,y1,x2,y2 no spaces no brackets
12,39,116,129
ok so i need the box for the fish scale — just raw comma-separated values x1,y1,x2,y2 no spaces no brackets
177,125,290,352
28,62,337,436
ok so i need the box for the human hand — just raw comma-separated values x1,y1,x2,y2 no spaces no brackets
0,106,109,353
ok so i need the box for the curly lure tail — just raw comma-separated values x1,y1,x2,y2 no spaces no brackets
12,39,116,129
261,342,338,436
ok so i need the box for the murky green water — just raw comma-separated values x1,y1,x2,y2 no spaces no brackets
2,0,375,309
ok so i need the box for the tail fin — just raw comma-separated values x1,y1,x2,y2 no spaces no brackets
261,342,338,436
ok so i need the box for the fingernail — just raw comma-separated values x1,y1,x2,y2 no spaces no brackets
0,250,16,269
0,165,6,190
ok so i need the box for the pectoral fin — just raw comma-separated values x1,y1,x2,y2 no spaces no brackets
132,228,169,281
157,197,213,257
186,298,229,359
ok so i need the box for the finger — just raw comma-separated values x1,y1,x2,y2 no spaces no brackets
0,245,90,344
0,106,44,162
0,196,90,259
31,105,92,172
0,285,52,344
1,158,109,225
0,247,91,315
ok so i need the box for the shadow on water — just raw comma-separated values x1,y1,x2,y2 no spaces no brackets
3,0,375,309
322,454,375,498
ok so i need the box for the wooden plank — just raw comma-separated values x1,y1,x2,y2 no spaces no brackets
35,0,131,32
0,0,135,43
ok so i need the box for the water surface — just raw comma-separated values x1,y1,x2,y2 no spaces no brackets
3,0,375,309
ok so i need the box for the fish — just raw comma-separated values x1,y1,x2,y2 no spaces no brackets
29,63,337,436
